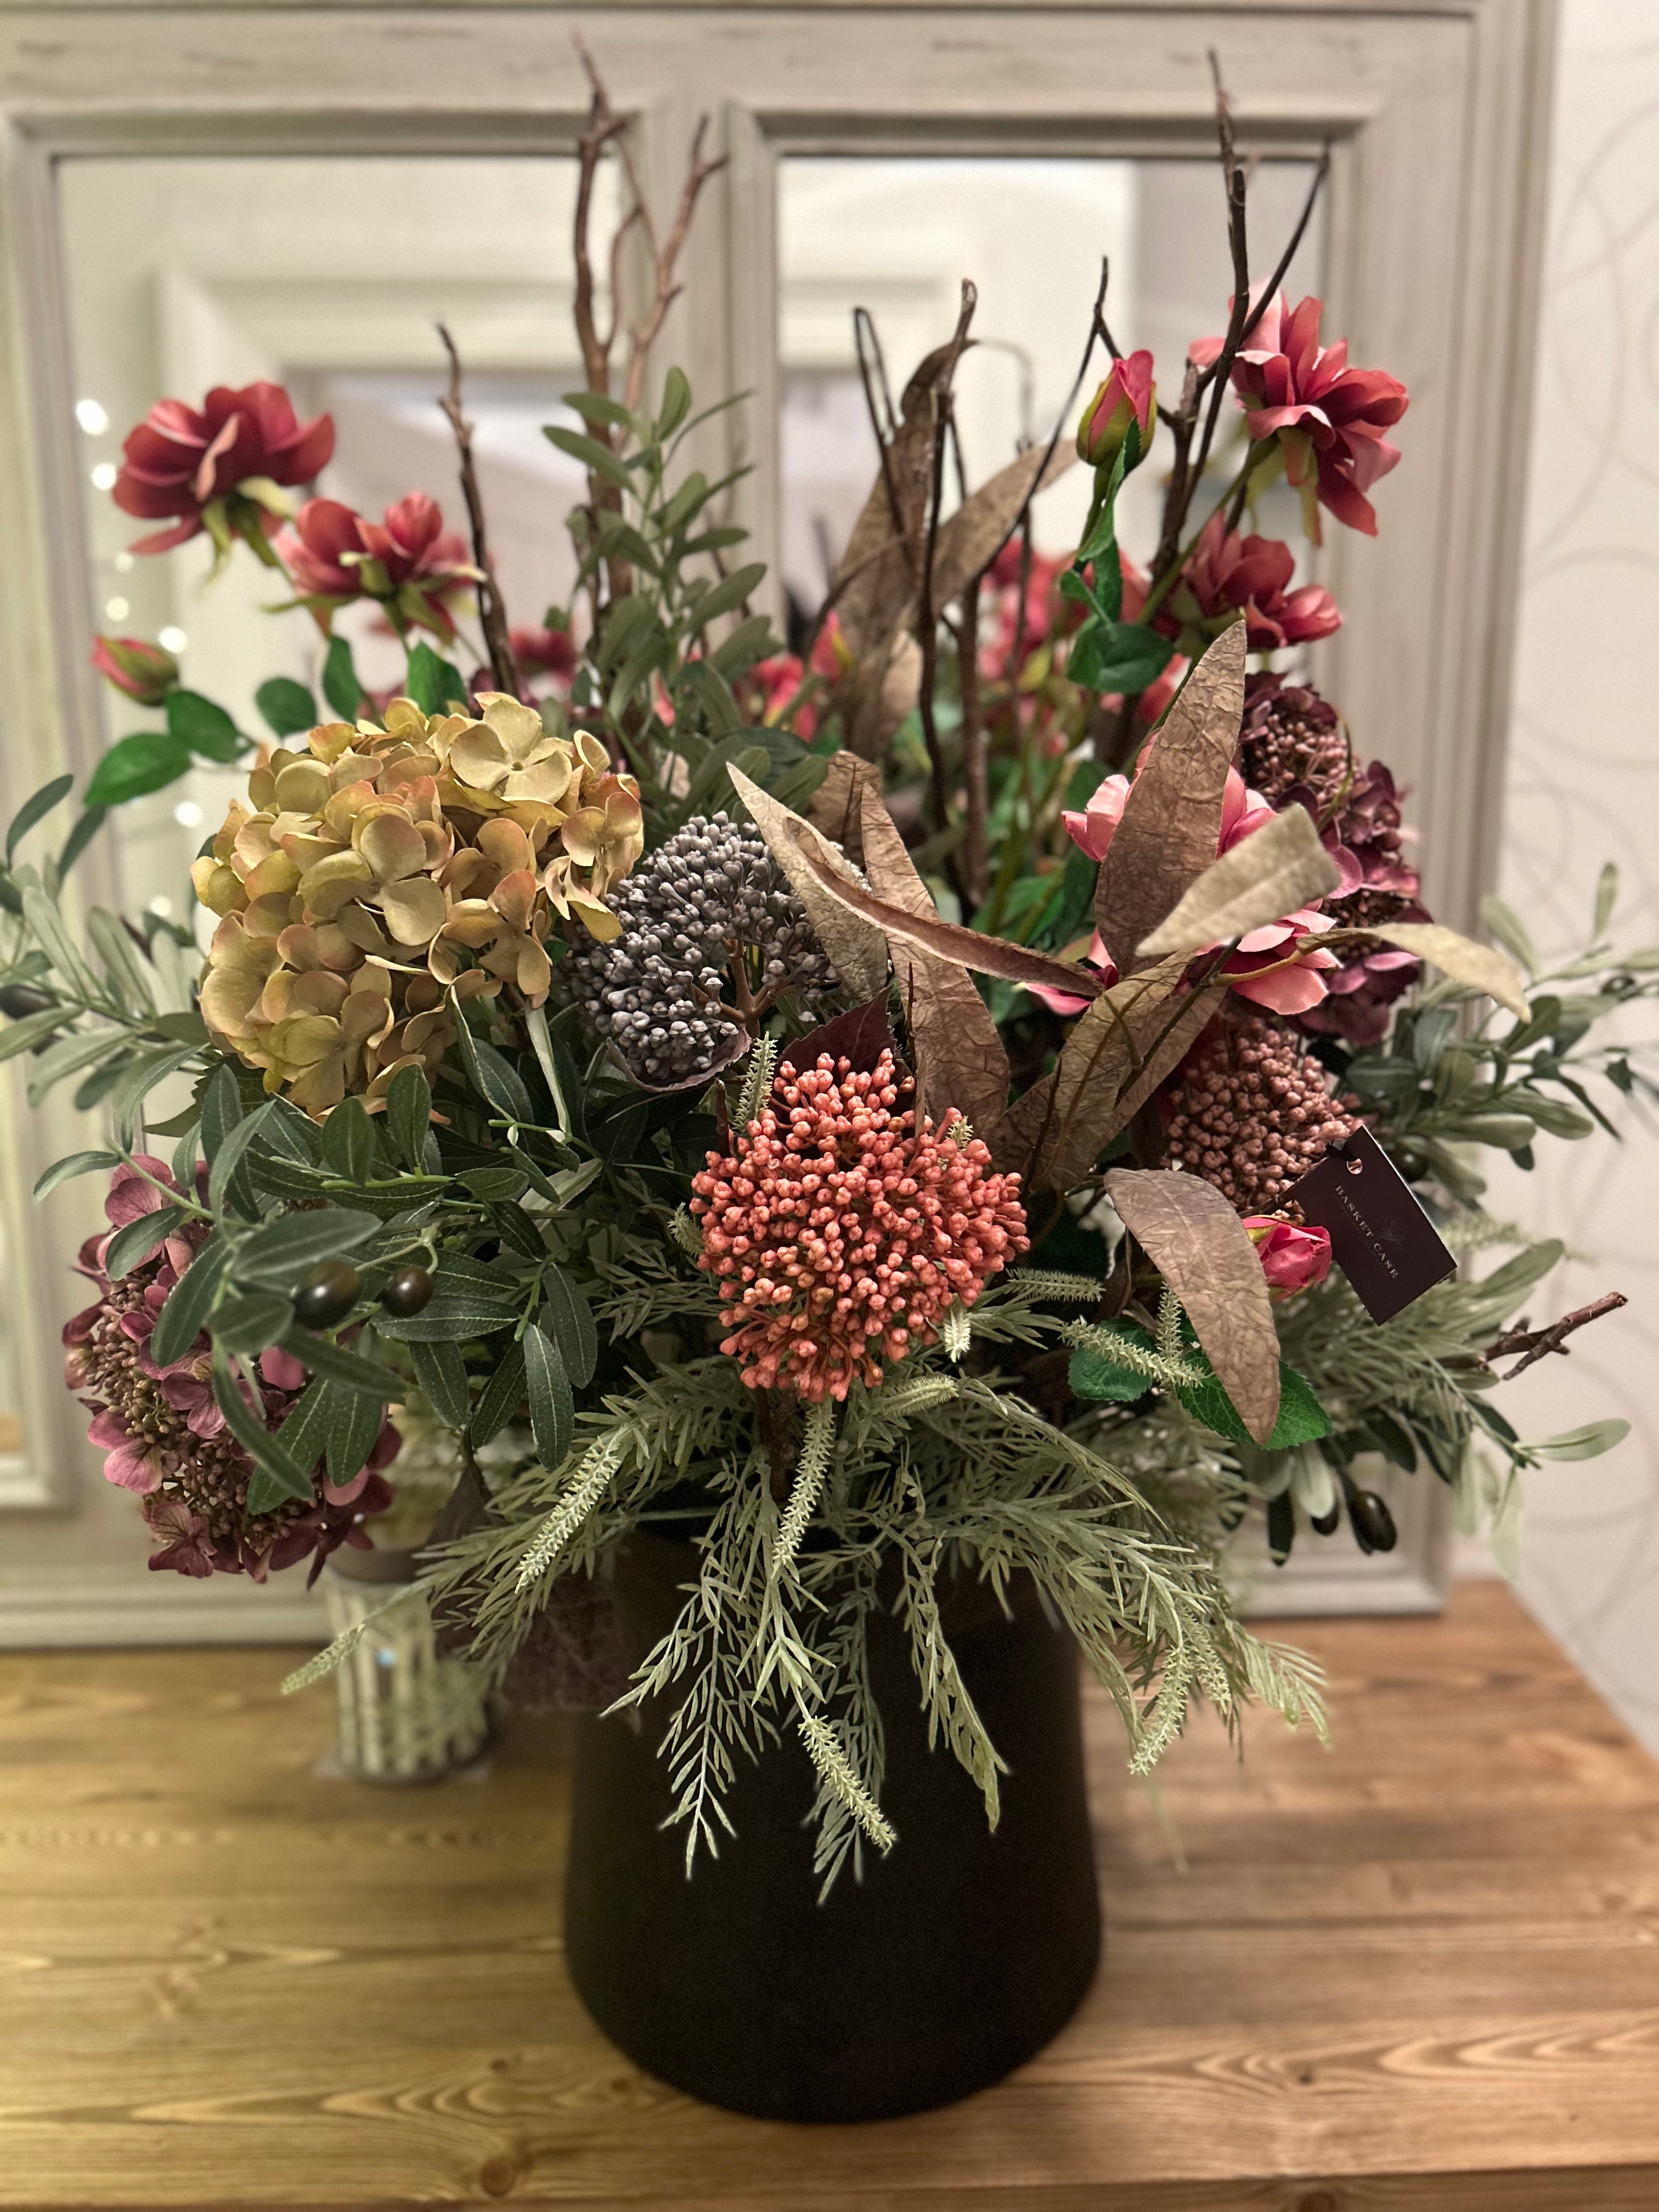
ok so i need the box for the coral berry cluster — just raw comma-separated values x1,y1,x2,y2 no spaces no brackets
691,1048,1028,1403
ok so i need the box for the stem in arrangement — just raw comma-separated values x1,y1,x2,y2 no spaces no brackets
915,283,978,865
953,576,989,909
1485,1294,1628,1379
436,324,521,698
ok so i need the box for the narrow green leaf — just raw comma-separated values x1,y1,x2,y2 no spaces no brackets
7,775,74,862
212,1291,294,1357
255,676,318,739
21,883,100,1003
104,1202,186,1282
544,424,635,490
321,636,364,721
270,1379,334,1491
33,1148,120,1199
150,1239,231,1367
469,1338,527,1446
386,1062,433,1172
280,1326,403,1398
57,808,108,879
1479,893,1539,979
460,1165,529,1204
654,366,692,441
321,1095,376,1183
560,391,642,438
542,1265,599,1389
109,1042,204,1143
200,1061,244,1166
207,1097,283,1217
686,562,767,631
523,1323,573,1472
1533,1418,1630,1462
211,1350,311,1502
87,909,155,1015
454,1023,534,1123
409,1338,471,1428
0,1006,72,1060
325,1386,386,1488
233,1207,380,1286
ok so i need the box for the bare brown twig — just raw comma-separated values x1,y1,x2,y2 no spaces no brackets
916,282,978,865
1484,1294,1628,1380
436,323,520,698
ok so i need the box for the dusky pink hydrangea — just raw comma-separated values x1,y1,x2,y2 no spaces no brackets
690,1048,1029,1403
63,1158,397,1580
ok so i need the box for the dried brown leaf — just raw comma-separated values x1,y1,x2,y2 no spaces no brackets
842,630,923,762
727,765,889,1001
1368,922,1530,1020
806,753,883,865
930,444,1075,611
790,832,1104,1003
857,782,1009,1133
1104,1167,1281,1444
986,963,1222,1190
1096,623,1247,974
1136,803,1340,958
833,340,963,654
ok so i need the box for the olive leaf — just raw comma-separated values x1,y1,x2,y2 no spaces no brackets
1103,1167,1281,1444
726,764,889,1001
1095,623,1247,974
1136,802,1340,958
857,781,1009,1133
1367,922,1530,1021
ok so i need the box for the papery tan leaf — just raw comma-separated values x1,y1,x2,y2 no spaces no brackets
1368,922,1530,1021
987,963,1223,1190
791,832,1104,1002
727,765,889,1001
843,631,923,762
1096,623,1247,974
930,444,1075,611
833,340,963,654
1136,803,1340,958
1104,1167,1281,1444
806,753,883,865
857,782,1009,1134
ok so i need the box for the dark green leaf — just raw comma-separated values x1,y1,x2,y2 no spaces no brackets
386,1062,433,1172
85,731,193,809
255,676,318,738
460,1165,530,1204
1068,1344,1152,1402
655,366,692,441
455,1025,534,1123
321,1096,376,1183
1362,1408,1419,1473
166,689,243,763
271,1379,334,1489
110,1042,204,1143
468,1338,527,1445
32,1148,120,1199
542,1265,599,1388
322,636,364,721
708,613,776,679
104,1201,186,1282
523,1323,573,1472
687,563,767,631
1266,1490,1296,1565
233,1207,380,1286
489,1200,546,1261
404,640,469,718
409,1337,472,1428
1177,1361,1331,1452
150,1238,231,1367
207,1098,283,1218
7,775,74,862
379,1296,518,1342
212,1291,294,1357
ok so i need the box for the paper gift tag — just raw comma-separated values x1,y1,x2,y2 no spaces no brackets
1285,1127,1456,1324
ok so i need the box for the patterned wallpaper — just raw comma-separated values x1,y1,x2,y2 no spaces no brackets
1485,0,1659,1754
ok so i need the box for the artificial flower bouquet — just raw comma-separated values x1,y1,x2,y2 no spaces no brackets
5,70,1647,2113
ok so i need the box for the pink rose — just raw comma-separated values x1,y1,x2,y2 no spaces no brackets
1244,1216,1333,1298
90,635,178,706
1076,352,1156,467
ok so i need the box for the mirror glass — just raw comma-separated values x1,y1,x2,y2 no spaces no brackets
777,154,1327,617
57,153,615,921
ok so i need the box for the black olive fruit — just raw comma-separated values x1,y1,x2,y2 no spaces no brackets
1346,1488,1398,1554
293,1260,362,1331
1310,1504,1343,1537
380,1263,435,1318
0,983,57,1019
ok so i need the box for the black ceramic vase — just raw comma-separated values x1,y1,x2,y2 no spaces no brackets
562,1532,1102,2122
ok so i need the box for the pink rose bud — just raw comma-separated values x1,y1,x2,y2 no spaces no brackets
1243,1216,1333,1300
1075,350,1156,467
90,634,179,707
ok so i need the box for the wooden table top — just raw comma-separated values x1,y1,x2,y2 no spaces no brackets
3,1580,1658,2211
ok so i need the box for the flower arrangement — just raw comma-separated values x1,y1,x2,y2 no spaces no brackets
8,69,1648,1897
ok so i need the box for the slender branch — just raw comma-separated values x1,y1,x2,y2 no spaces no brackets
953,574,988,908
916,283,978,861
1485,1294,1627,1380
1240,143,1331,346
436,324,520,697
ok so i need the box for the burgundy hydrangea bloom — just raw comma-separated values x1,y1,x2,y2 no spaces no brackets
691,1048,1029,1403
276,492,477,640
112,381,334,556
63,1158,397,1581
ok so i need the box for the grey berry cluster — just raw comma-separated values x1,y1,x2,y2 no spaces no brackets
564,812,839,1086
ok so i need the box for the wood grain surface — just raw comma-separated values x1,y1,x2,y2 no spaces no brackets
2,1582,1657,2210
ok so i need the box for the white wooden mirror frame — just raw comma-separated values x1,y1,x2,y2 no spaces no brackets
0,0,1553,1639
